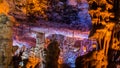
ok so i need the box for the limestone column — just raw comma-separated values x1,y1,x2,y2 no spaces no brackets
35,32,46,68
0,14,13,68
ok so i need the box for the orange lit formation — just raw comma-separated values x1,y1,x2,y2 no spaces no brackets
88,0,120,67
0,0,9,15
26,51,40,68
26,0,48,19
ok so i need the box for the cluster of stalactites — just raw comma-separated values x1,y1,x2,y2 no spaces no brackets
88,0,114,25
88,0,120,51
88,0,116,57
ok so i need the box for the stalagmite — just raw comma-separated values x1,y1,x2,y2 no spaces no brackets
35,32,46,68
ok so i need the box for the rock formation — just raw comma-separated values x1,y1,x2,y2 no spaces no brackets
0,13,13,68
88,0,120,67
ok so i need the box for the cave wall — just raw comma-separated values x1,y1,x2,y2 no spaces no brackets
0,14,13,67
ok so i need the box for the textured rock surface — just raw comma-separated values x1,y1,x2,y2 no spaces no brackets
6,0,92,31
0,14,13,68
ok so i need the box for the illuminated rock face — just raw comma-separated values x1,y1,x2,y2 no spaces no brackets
88,0,115,53
88,0,120,67
0,14,13,68
88,0,120,51
112,24,120,50
0,0,10,15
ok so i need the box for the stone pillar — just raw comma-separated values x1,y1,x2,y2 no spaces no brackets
35,32,45,57
0,14,13,68
35,32,45,68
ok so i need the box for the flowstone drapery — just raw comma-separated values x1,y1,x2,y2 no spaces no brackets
88,0,120,67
